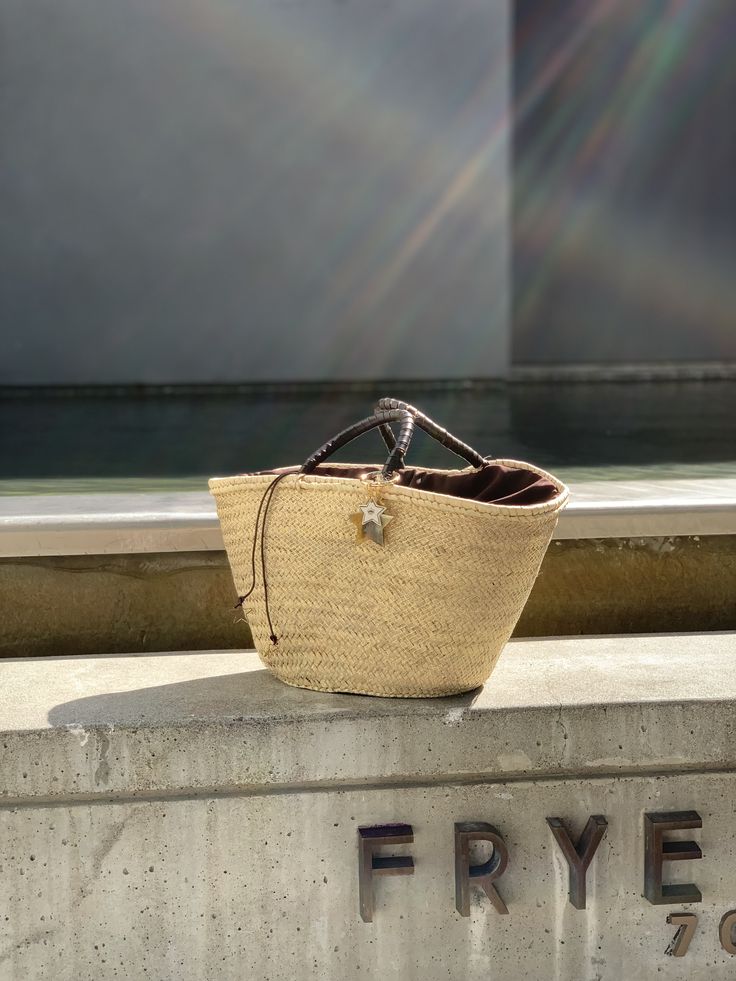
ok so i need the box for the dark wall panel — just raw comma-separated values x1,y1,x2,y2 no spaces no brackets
513,0,736,363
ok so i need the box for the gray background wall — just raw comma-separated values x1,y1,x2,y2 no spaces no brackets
513,0,736,364
0,0,509,384
2,0,734,386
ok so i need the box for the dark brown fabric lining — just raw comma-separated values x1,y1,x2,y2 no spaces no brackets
255,462,559,506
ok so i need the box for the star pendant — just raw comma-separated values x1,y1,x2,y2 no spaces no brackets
349,500,394,546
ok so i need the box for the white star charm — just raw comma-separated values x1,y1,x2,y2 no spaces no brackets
350,500,394,546
360,501,385,526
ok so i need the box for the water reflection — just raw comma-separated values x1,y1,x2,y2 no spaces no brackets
1,382,734,493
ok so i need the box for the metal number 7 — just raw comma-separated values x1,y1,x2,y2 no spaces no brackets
665,913,698,957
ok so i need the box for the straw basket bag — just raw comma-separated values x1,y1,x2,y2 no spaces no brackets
210,398,568,697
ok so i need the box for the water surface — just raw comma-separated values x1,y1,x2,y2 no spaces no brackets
1,382,734,494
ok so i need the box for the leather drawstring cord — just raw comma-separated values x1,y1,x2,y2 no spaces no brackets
234,471,290,645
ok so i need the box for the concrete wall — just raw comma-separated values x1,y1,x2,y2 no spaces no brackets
513,0,736,364
0,0,510,384
3,637,736,980
3,534,736,657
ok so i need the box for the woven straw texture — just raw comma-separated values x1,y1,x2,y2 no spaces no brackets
209,461,568,697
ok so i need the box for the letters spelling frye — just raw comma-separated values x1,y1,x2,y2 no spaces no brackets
357,810,736,958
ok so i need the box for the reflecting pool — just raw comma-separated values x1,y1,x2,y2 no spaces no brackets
1,381,734,494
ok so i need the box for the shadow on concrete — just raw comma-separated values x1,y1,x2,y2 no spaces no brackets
47,660,484,729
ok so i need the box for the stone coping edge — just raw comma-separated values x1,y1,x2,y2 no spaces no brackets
1,633,735,803
1,478,735,556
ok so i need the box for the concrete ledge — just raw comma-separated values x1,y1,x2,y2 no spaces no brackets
0,492,222,557
3,633,735,804
1,478,735,557
5,634,736,981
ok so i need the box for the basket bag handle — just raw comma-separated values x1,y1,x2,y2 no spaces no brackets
302,399,486,478
373,397,487,469
302,407,416,478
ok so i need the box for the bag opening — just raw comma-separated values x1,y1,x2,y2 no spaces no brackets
253,462,560,506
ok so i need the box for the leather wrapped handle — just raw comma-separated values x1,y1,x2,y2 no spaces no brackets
302,408,416,478
374,397,487,468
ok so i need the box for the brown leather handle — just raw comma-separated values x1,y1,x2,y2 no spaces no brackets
301,408,416,478
374,397,487,468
